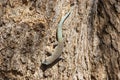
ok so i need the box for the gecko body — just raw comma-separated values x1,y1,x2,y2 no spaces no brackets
42,10,71,65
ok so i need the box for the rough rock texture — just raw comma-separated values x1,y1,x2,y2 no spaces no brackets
0,0,120,80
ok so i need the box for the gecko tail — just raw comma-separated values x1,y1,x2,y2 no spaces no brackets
58,10,71,27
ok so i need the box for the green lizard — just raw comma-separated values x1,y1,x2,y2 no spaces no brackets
42,9,71,65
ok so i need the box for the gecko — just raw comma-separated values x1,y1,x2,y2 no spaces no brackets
42,9,71,65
